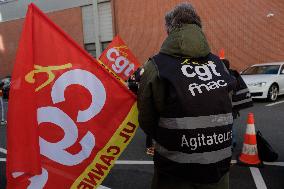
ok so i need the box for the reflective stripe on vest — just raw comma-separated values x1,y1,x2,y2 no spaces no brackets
232,98,253,106
155,142,232,164
159,113,233,130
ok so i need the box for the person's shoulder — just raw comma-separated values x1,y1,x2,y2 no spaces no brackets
141,57,159,78
144,55,160,70
206,53,223,62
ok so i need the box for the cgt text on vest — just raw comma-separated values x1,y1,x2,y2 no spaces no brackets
181,61,228,96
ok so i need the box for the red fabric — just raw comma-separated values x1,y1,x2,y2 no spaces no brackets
7,4,41,178
99,35,141,81
7,4,136,188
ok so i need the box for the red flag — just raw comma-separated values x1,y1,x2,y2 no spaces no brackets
7,4,138,189
99,35,140,81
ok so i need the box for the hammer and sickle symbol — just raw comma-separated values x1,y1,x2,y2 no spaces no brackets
25,63,72,92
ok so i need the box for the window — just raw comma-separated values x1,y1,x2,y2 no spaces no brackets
242,65,280,75
280,65,284,74
84,43,96,58
84,41,111,58
102,41,110,51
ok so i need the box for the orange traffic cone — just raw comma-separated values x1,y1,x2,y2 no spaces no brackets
238,113,262,166
219,48,225,59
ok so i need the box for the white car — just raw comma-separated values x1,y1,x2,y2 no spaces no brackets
241,62,284,101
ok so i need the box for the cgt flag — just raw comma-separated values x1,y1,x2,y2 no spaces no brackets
99,35,140,81
7,3,138,189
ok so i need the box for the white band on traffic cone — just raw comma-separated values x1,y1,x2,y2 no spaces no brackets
246,124,256,135
242,143,258,155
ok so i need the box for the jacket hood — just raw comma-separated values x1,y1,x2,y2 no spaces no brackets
160,24,210,58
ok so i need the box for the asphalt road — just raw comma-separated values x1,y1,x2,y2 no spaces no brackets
1,96,284,189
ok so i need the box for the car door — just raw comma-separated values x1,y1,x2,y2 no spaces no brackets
277,65,284,95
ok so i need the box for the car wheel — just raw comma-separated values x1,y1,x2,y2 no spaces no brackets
267,84,278,102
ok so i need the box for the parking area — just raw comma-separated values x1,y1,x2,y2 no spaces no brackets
1,97,284,188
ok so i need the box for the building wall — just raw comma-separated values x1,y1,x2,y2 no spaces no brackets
0,0,112,22
1,0,284,77
113,0,284,71
0,7,84,77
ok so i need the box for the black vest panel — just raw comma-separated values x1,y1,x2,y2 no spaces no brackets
153,53,234,117
152,53,234,183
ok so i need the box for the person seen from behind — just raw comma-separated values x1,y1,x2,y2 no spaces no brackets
138,3,236,189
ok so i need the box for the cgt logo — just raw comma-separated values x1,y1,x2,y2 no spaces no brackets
16,66,107,188
106,47,135,78
181,61,228,96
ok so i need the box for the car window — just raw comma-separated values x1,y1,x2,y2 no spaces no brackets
241,65,280,75
280,65,284,74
